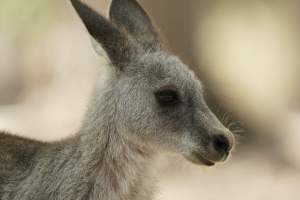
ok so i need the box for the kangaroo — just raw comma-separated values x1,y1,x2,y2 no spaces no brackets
0,0,235,200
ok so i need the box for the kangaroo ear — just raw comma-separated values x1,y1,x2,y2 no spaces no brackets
109,0,160,51
71,0,135,70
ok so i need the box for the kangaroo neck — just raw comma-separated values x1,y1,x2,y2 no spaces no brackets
76,85,155,200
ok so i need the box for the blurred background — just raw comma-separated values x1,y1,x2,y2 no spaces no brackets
0,0,300,199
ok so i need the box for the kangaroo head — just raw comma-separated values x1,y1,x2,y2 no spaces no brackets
71,0,235,166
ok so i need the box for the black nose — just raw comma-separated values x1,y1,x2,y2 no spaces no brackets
212,134,231,153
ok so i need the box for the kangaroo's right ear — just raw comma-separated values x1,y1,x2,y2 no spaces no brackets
109,0,160,51
71,0,135,70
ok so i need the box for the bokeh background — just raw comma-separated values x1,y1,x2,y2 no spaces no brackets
1,0,300,199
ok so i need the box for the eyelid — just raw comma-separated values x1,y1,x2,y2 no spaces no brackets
155,85,178,93
157,84,182,97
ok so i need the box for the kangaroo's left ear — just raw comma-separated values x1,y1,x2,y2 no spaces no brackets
71,0,136,70
109,0,160,51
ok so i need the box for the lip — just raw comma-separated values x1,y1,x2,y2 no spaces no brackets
184,152,215,166
193,152,215,166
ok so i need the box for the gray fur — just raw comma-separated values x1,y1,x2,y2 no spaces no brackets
0,0,235,199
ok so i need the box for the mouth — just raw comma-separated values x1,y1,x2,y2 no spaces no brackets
194,153,215,166
184,152,215,166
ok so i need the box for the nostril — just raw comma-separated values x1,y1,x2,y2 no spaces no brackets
213,135,230,153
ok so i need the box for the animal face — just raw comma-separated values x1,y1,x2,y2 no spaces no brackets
71,0,235,166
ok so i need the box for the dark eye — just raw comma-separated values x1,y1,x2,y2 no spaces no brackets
155,89,180,106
